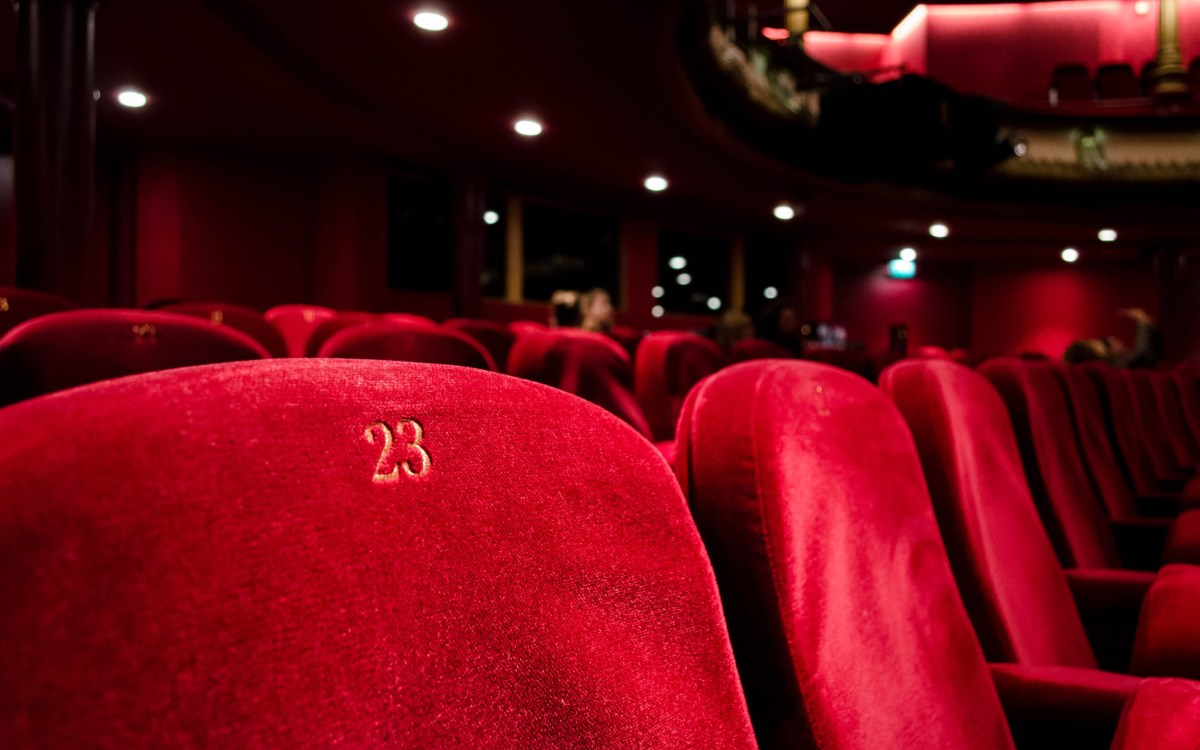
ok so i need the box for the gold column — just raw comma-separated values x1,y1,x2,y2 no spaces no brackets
785,0,809,38
1151,0,1188,97
729,238,746,313
504,196,523,303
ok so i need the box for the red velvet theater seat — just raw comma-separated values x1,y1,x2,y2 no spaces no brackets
304,312,379,357
318,322,497,371
677,360,1200,750
0,359,757,748
509,328,652,439
881,360,1200,681
0,309,269,407
264,304,336,357
634,331,725,441
444,318,516,371
0,286,74,338
161,301,289,358
382,312,437,327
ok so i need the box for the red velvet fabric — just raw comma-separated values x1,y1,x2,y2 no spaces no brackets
1130,564,1200,680
1130,371,1195,475
880,360,1097,669
382,312,437,327
444,318,516,372
677,360,1014,749
1147,372,1200,466
264,304,336,357
0,359,757,748
634,332,724,441
304,312,378,357
727,338,793,363
161,300,289,358
609,325,643,359
1087,367,1184,495
1172,373,1200,449
509,329,652,439
0,309,269,407
318,322,497,371
989,664,1140,750
0,287,74,338
1111,678,1200,750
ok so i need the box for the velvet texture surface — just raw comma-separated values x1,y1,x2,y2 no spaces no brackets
989,664,1140,750
264,304,336,357
1149,374,1200,467
0,309,269,407
0,287,74,338
318,323,497,370
1110,678,1200,750
444,318,516,372
1129,372,1197,475
161,301,290,358
880,360,1098,669
1130,564,1200,679
304,312,379,357
634,332,725,442
0,359,757,748
509,328,652,439
677,360,1014,750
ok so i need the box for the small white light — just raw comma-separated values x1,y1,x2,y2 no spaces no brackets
676,272,692,286
651,286,664,298
773,204,796,221
707,297,722,311
929,222,949,239
899,247,918,262
1013,141,1028,157
1061,247,1080,263
652,305,665,318
514,118,543,137
1098,228,1118,242
1134,0,1150,15
117,89,148,108
413,10,450,31
644,175,668,192
483,210,500,225
668,256,687,270
763,286,779,300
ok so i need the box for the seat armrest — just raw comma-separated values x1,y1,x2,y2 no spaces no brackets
1109,517,1170,571
1133,492,1178,518
1065,569,1155,673
1111,678,1200,750
989,663,1139,750
1131,564,1200,680
1161,509,1200,565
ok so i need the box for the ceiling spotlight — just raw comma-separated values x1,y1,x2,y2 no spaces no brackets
929,222,949,239
651,305,665,318
116,89,148,108
763,286,779,300
1098,228,1118,242
773,204,796,221
413,10,450,31
899,247,917,262
483,210,500,225
513,118,543,137
1061,248,1079,263
676,272,692,286
707,297,722,311
668,256,687,270
651,285,664,298
644,175,668,192
1134,0,1151,15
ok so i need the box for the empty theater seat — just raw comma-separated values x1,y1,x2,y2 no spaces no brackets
0,359,758,748
509,328,652,439
444,318,516,371
1051,63,1094,102
161,301,289,358
677,359,1200,750
634,331,725,441
0,287,74,338
264,304,336,357
318,322,497,370
882,359,1200,680
0,309,269,407
304,312,378,357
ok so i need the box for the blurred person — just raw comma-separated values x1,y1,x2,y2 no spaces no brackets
1063,307,1161,368
549,290,582,328
580,288,615,333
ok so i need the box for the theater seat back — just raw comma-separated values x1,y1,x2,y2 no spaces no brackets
635,332,725,441
304,312,378,357
1089,367,1163,494
161,301,289,358
0,359,756,749
444,318,516,371
264,304,336,357
318,323,497,370
1056,365,1139,519
0,309,269,406
0,287,74,338
880,359,1097,669
677,360,1013,750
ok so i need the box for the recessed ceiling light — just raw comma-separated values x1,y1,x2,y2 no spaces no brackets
413,10,449,31
651,285,664,298
1134,0,1151,15
1098,228,1118,242
763,286,778,300
116,89,148,108
929,222,949,239
644,175,668,192
651,305,665,318
773,203,796,221
668,256,687,270
707,297,722,311
1061,247,1079,263
899,247,917,262
483,210,500,225
676,272,692,286
513,118,543,137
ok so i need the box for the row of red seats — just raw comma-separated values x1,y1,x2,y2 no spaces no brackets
3,357,1200,747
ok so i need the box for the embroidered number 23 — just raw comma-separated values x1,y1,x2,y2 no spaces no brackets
364,419,432,482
